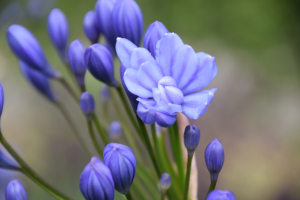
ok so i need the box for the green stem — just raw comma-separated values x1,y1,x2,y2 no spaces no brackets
205,181,217,199
87,120,103,157
125,191,133,200
161,193,166,200
55,102,92,156
150,124,158,155
63,63,80,90
0,132,71,200
57,77,80,101
183,155,193,200
92,114,109,145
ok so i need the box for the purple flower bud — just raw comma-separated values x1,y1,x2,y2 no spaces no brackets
5,180,27,200
207,190,235,200
108,121,122,141
6,25,60,78
160,173,171,193
144,21,168,57
84,44,118,87
67,40,86,87
80,92,95,120
100,84,110,101
184,125,200,156
47,8,69,62
19,61,57,102
83,11,100,44
0,149,19,170
103,143,136,195
0,84,3,118
205,139,224,182
112,0,143,46
79,157,114,200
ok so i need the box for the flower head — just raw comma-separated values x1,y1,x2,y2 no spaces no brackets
47,8,69,62
79,157,114,200
159,173,171,193
103,143,136,195
67,40,86,87
5,180,27,200
206,190,235,200
205,139,224,182
83,11,100,44
184,125,201,156
116,23,218,127
6,25,60,78
100,84,110,101
108,121,122,141
80,92,95,120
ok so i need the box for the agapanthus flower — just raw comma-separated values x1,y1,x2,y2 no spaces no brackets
5,180,27,200
83,11,100,44
206,190,235,200
116,22,218,127
0,148,19,170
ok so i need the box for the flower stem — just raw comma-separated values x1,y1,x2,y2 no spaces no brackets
63,63,80,90
92,114,109,145
87,120,103,157
150,124,158,155
0,131,71,200
161,193,166,200
205,181,217,199
183,155,193,200
125,191,133,200
57,77,80,101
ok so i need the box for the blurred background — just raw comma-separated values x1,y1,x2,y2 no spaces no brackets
0,0,300,199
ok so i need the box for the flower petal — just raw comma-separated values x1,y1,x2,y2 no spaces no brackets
156,33,184,76
124,68,152,98
137,98,156,124
130,48,156,69
116,38,137,69
182,88,217,119
155,112,176,127
137,60,163,89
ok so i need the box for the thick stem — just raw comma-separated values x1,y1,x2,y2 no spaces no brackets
92,114,109,145
205,181,217,199
125,191,133,200
87,120,103,157
161,192,166,200
0,132,71,200
183,155,193,200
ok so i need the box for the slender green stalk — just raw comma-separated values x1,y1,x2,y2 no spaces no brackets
205,181,217,199
92,114,109,145
87,120,103,157
125,191,133,200
0,132,71,200
136,166,158,198
161,193,166,200
150,124,158,154
55,102,92,156
131,181,146,200
57,77,80,100
183,155,193,200
63,63,79,90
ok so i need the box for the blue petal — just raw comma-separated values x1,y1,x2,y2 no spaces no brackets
182,88,217,119
137,60,163,89
170,45,198,90
130,48,156,69
164,86,184,105
156,33,184,76
156,103,182,115
155,112,176,127
124,68,152,98
137,98,156,124
116,38,137,69
181,52,218,95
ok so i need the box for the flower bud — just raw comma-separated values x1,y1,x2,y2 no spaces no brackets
0,84,3,119
206,190,235,200
100,84,110,101
80,92,95,120
144,21,168,57
5,180,27,200
80,157,114,200
67,40,86,87
83,11,100,44
205,139,224,182
19,61,57,102
84,44,118,87
0,148,19,170
108,121,122,141
184,125,200,156
159,173,171,193
112,0,143,46
47,8,69,62
103,143,136,195
6,25,60,78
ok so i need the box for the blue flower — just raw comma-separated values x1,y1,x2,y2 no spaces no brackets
5,180,27,200
159,173,171,192
47,8,69,62
79,157,114,200
108,121,122,141
112,0,143,46
205,139,224,182
184,125,200,156
0,148,19,170
206,190,235,200
84,44,119,87
103,143,136,195
19,61,57,102
6,25,60,78
116,23,218,127
67,40,86,87
83,11,101,44
100,84,110,101
80,92,95,120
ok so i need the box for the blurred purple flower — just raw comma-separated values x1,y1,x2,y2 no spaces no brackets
108,121,122,141
27,0,56,19
80,92,95,121
0,3,24,30
184,125,200,156
207,190,235,200
100,84,110,101
83,11,101,44
205,139,224,182
160,173,171,192
116,22,218,127
5,180,27,200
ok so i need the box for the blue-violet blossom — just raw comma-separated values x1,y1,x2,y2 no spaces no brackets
108,121,122,141
206,190,235,200
184,125,201,156
5,180,27,200
80,92,95,120
0,148,19,170
160,173,171,192
205,139,224,182
83,11,100,44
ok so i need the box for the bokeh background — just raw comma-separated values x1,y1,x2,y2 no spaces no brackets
0,0,300,199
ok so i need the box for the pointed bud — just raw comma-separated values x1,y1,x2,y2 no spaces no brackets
104,143,136,195
19,61,57,102
160,173,171,193
144,21,168,57
184,125,200,156
100,84,110,101
108,121,122,141
112,0,143,46
80,157,114,200
205,139,224,182
84,44,118,87
80,92,95,120
5,180,27,200
47,8,69,62
207,190,235,200
83,11,100,44
67,40,86,87
6,25,60,78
